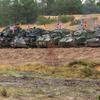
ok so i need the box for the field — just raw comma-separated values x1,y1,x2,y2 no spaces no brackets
0,14,100,100
0,48,99,100
0,48,100,66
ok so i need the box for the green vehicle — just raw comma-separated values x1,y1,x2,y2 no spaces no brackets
85,36,100,47
58,34,75,47
36,34,51,48
73,29,94,47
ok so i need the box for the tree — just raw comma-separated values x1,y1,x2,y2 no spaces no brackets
84,0,96,6
11,0,39,23
83,0,100,13
97,0,100,6
0,0,39,25
0,0,12,25
53,0,83,14
46,0,56,15
10,0,22,23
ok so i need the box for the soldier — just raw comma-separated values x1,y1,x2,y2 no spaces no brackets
10,25,15,33
15,23,21,33
79,19,84,30
83,20,88,29
56,20,62,30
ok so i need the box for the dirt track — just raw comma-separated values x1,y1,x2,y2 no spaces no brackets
0,48,100,66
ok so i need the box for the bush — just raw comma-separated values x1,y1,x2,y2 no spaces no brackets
36,16,55,25
80,66,94,77
67,60,97,78
68,60,90,68
99,95,100,100
58,15,75,23
0,88,8,97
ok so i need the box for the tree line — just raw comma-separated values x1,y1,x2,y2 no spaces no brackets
0,0,100,26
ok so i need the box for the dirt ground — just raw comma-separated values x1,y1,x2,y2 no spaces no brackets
0,73,99,100
0,48,99,66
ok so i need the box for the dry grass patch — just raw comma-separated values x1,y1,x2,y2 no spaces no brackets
0,87,33,98
0,61,99,78
14,61,100,78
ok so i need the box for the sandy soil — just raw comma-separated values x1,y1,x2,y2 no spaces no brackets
0,48,99,66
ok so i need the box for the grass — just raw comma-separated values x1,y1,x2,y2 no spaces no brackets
36,16,56,25
99,95,100,100
15,61,100,79
58,15,75,23
0,61,99,79
0,88,8,97
0,61,99,100
0,86,33,98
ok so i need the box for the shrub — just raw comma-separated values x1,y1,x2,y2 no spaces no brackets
36,16,55,25
99,95,100,100
80,66,94,77
67,60,97,78
68,60,89,68
58,15,75,23
0,88,8,97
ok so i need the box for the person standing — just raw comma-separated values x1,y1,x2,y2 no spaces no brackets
56,20,62,29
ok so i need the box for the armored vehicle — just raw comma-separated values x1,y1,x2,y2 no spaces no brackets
73,30,87,46
58,35,74,47
85,36,100,47
10,36,27,48
36,33,51,48
0,25,100,48
49,29,65,47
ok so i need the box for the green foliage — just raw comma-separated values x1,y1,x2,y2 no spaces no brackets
67,60,99,78
43,0,83,15
0,88,8,97
0,61,99,79
0,0,39,26
80,66,94,77
37,16,55,25
68,60,91,67
59,15,75,23
0,0,100,25
99,95,100,100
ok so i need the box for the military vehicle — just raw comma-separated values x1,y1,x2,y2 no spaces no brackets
73,29,87,46
58,35,74,47
85,36,100,47
49,29,67,47
24,28,44,48
58,29,74,47
0,26,46,48
10,36,27,48
0,26,27,48
0,25,100,48
36,33,51,48
0,26,15,47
